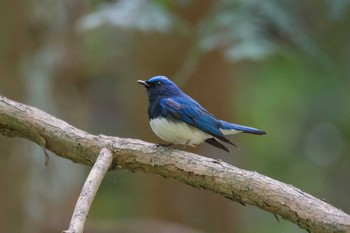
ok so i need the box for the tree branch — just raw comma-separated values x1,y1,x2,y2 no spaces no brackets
63,148,113,233
0,96,349,233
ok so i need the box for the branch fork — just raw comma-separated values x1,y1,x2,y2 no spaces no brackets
63,148,113,233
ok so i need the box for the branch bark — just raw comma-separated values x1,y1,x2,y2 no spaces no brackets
0,96,349,233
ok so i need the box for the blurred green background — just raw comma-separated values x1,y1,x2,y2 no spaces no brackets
1,0,349,232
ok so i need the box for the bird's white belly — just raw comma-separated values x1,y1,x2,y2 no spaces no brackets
150,117,210,146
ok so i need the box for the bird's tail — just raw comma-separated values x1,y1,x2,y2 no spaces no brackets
219,120,266,135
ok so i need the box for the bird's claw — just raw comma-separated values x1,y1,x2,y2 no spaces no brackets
154,143,173,148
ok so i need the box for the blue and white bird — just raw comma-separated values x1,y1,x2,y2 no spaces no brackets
137,76,266,152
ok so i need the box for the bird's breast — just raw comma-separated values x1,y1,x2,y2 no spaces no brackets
149,117,210,146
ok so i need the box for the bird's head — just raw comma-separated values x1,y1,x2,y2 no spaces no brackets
137,76,181,100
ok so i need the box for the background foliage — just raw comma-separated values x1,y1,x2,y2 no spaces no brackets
0,0,349,232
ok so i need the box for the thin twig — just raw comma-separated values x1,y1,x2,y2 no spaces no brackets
63,148,113,233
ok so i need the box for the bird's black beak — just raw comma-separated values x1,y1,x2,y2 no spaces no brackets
137,80,150,87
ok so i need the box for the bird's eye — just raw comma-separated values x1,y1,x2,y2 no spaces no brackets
156,81,162,86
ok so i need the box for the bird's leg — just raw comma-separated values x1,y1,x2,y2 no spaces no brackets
181,140,191,149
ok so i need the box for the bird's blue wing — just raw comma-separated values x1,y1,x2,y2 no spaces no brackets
160,97,233,144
